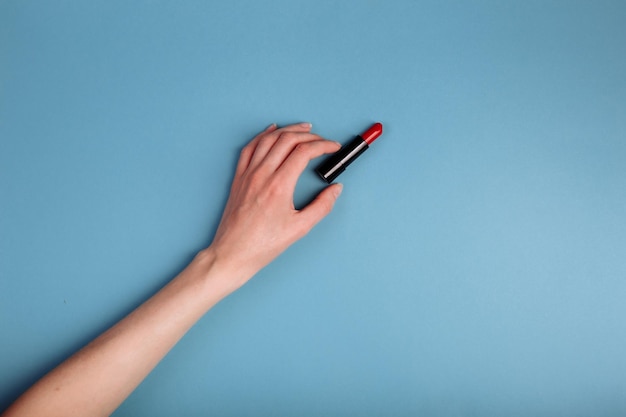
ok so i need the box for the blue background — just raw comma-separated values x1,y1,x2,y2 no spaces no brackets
1,1,625,415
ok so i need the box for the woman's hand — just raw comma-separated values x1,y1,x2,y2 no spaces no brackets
1,122,343,417
209,122,343,288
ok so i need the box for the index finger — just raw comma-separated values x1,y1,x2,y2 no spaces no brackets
275,139,341,189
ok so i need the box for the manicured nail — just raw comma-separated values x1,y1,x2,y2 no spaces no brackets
334,183,343,197
300,122,312,128
266,123,277,130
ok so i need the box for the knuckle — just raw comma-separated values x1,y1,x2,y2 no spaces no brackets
264,183,282,200
278,132,298,142
266,177,284,196
257,136,272,147
293,142,312,155
280,132,298,141
247,169,266,187
319,199,333,215
240,145,252,158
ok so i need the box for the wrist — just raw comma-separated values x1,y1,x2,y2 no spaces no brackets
193,246,254,297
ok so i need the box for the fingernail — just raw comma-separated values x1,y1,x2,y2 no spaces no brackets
334,141,342,147
266,123,276,130
300,122,312,128
334,183,343,197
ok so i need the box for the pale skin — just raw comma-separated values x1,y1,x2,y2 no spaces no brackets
2,122,343,417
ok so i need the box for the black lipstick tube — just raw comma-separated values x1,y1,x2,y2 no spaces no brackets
316,137,369,183
315,122,383,183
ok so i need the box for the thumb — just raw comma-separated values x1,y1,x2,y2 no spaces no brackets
298,183,343,231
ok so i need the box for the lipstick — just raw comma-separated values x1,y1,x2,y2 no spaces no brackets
316,122,383,183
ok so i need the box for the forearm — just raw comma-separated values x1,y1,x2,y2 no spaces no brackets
3,248,238,417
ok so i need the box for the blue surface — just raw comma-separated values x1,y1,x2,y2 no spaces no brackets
2,1,626,415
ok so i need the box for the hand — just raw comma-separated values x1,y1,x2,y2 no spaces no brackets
2,123,343,417
209,122,343,288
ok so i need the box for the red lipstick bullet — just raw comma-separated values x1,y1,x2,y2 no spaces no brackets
316,122,383,183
